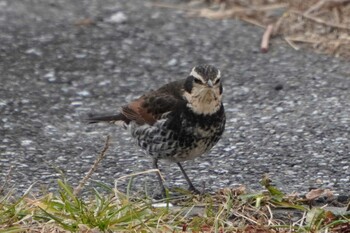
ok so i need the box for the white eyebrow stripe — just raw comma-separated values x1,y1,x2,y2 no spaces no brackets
190,69,205,82
213,70,221,83
190,67,221,83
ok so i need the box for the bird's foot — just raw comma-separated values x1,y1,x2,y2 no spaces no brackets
188,185,201,195
152,186,169,200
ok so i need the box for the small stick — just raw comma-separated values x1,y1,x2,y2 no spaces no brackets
261,24,274,53
284,37,300,50
266,205,274,226
332,7,341,24
251,3,288,12
290,10,350,30
284,35,321,44
241,16,265,28
304,0,327,15
149,2,194,12
296,211,308,228
74,135,110,195
272,13,285,35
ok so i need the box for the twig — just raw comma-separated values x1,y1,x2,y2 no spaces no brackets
150,2,196,12
151,2,288,13
330,40,342,55
261,24,274,53
152,2,288,22
299,211,308,227
232,210,259,225
196,3,288,20
272,13,286,35
303,0,350,15
0,166,13,194
240,16,265,28
284,37,300,50
196,8,245,20
250,3,288,12
304,0,327,15
286,35,322,44
290,10,350,30
73,135,110,195
266,205,274,226
332,7,341,24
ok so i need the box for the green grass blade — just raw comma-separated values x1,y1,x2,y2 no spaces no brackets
38,207,75,231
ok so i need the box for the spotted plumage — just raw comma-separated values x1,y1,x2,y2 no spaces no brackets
88,65,226,196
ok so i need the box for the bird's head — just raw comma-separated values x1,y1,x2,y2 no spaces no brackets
183,65,223,115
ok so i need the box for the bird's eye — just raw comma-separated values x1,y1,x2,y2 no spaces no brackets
194,78,203,84
214,78,220,85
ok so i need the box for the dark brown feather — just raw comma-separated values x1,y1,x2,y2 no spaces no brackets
121,79,186,125
121,98,156,125
88,79,187,126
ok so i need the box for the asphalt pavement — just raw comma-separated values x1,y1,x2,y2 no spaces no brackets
0,0,349,197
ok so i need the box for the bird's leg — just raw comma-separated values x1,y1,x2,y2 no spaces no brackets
152,158,167,197
177,162,200,194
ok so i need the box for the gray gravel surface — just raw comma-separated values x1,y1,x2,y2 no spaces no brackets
1,0,349,197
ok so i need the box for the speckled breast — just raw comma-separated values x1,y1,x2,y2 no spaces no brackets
130,105,226,163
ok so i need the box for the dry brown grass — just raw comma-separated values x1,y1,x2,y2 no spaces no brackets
190,0,350,57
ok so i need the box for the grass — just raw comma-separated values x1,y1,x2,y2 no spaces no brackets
1,137,349,232
1,176,349,232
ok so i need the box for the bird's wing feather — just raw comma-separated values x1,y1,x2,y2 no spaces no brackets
122,79,186,125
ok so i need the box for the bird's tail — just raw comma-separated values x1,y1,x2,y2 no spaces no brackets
86,113,130,127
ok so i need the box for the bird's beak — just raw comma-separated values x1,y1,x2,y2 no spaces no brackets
207,80,213,88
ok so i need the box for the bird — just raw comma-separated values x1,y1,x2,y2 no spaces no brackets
88,64,226,197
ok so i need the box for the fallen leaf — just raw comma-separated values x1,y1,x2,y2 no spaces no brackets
305,188,333,200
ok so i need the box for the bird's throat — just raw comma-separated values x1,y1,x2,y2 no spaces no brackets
184,89,221,115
